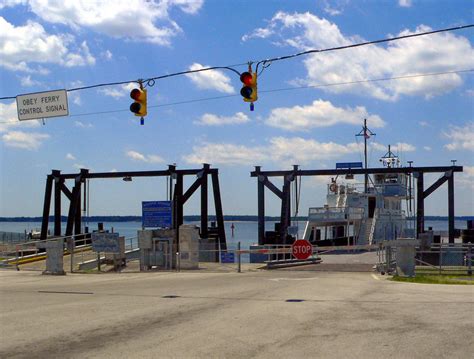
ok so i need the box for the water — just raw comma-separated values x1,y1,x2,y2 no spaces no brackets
0,219,468,248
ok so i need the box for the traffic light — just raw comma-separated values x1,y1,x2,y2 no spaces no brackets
130,87,147,124
240,71,257,110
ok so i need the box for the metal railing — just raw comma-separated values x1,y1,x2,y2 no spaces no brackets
375,241,473,276
0,231,28,244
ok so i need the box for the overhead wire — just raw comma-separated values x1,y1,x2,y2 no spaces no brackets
0,24,472,101
0,68,472,123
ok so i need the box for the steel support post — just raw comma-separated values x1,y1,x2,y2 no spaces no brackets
53,170,62,236
257,172,265,245
416,172,425,238
40,174,54,240
279,177,291,244
65,184,80,236
74,187,82,236
173,173,184,251
448,174,455,243
200,164,209,238
211,171,227,251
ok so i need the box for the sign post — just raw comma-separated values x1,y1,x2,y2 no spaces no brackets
16,89,69,121
291,239,313,260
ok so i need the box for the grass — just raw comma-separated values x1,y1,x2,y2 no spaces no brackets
391,274,474,285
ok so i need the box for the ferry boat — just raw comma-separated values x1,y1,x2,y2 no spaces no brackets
302,123,412,246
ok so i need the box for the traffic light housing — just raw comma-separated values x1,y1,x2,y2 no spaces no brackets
240,71,257,104
130,87,147,118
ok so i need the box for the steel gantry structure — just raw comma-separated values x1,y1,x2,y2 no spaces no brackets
40,164,227,250
251,165,463,245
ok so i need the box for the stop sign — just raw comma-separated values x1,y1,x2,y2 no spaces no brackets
291,239,313,260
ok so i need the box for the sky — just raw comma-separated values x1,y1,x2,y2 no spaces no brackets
0,0,473,219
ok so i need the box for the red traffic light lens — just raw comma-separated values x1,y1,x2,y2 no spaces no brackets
240,72,253,86
130,88,142,100
130,103,141,114
240,87,253,99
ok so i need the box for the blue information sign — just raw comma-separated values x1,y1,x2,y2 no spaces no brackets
220,252,235,263
91,232,120,253
142,201,172,228
336,162,363,169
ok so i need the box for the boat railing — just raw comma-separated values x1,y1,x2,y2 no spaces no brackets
308,207,365,221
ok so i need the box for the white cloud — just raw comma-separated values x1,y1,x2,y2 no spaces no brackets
184,143,268,166
443,122,474,151
98,83,137,99
185,137,367,166
0,0,26,9
66,153,76,160
266,99,385,131
371,141,416,153
399,0,412,7
19,75,41,87
322,0,345,15
101,50,113,60
195,112,250,126
185,63,235,94
0,101,41,132
23,0,203,46
126,150,164,163
73,163,86,169
418,121,430,127
423,146,432,151
74,121,93,128
457,166,474,190
63,41,96,67
0,17,96,72
243,13,474,101
2,130,49,150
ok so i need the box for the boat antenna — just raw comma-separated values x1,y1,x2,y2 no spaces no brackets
380,145,400,168
356,119,375,193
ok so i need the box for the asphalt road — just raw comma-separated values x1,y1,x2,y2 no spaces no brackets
0,269,472,359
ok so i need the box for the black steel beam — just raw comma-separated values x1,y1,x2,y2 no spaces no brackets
211,171,227,251
75,193,81,235
55,168,219,180
40,174,54,240
182,177,203,204
201,164,209,238
416,172,425,237
262,177,283,199
61,183,73,200
279,178,291,243
423,171,450,199
173,173,184,251
53,170,62,236
250,166,463,177
65,183,80,236
257,171,265,246
448,175,455,243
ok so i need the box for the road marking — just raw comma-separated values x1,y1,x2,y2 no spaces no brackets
269,277,319,282
38,290,94,295
371,274,381,281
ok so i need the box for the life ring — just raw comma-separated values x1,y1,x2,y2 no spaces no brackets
330,183,338,192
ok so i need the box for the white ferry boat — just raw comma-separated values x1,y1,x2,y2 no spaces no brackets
302,126,412,246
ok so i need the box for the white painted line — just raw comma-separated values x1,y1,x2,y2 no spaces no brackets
371,274,381,281
269,277,320,282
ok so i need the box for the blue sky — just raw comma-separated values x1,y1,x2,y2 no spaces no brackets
0,0,473,218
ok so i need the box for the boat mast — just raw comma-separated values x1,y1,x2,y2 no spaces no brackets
356,119,375,193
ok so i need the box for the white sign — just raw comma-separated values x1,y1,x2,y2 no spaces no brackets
16,89,69,121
